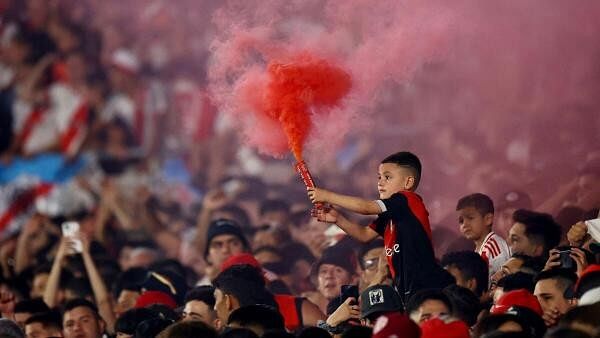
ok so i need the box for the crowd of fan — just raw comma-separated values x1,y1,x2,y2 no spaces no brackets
1,0,600,338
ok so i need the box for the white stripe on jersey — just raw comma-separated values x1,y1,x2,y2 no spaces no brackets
477,232,511,277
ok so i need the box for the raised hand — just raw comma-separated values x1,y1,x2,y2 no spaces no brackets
326,297,360,327
307,187,329,204
567,222,589,247
314,206,339,224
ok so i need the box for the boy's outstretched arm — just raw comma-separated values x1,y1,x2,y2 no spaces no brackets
315,207,379,243
308,187,382,215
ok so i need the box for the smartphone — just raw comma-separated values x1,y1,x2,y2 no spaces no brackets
222,179,243,198
558,249,574,270
341,284,359,305
61,221,83,253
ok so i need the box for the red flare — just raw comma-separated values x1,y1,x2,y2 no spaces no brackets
264,54,352,160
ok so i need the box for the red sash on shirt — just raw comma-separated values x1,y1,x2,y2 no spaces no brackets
59,102,89,156
0,183,53,233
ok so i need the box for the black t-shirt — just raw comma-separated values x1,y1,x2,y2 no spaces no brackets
369,191,454,303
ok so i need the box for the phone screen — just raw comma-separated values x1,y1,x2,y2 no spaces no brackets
61,221,83,253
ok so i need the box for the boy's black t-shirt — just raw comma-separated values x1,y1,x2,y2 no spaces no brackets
368,191,454,303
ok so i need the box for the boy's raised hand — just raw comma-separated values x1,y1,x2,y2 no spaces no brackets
314,206,339,223
307,187,328,204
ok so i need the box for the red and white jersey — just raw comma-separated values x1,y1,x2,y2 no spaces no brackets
477,232,511,277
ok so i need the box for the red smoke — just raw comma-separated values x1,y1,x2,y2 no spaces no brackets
264,54,352,160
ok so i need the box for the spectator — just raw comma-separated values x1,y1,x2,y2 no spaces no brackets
357,239,385,291
441,251,489,298
62,299,105,338
304,245,358,313
199,219,250,285
456,193,511,278
212,265,277,330
533,269,577,327
490,254,542,287
181,286,218,328
507,210,561,259
24,311,63,338
406,289,453,325
12,298,50,329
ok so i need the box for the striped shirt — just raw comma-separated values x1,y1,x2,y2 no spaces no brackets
477,232,511,278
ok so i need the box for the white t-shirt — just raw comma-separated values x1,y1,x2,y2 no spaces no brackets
477,231,511,278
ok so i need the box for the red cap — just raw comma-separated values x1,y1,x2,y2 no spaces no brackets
221,253,261,272
491,289,542,316
372,313,420,338
420,318,470,338
575,264,600,293
134,291,177,309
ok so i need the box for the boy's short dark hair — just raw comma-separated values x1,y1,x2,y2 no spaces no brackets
212,265,278,309
25,311,63,331
184,286,216,308
63,298,100,318
497,272,535,293
456,193,494,216
406,289,453,316
534,269,577,298
512,209,562,254
14,298,50,314
441,251,489,297
227,305,285,332
381,151,422,189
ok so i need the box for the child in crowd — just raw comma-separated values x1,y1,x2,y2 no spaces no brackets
307,151,454,304
456,193,511,278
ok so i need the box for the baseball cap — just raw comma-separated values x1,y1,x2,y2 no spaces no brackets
204,219,249,258
420,318,470,338
142,270,188,306
135,291,177,309
372,313,420,338
490,289,542,316
360,285,402,319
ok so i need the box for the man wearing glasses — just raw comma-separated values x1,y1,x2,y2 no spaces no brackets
358,239,388,291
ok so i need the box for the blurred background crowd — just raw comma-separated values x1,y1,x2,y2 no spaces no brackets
0,0,599,338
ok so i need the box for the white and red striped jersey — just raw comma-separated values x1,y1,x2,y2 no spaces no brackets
477,232,511,278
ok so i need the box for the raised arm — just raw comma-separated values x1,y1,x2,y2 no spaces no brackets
43,238,69,307
314,207,378,243
80,235,116,333
308,187,382,215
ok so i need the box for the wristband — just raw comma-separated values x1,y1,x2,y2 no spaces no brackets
317,320,344,334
